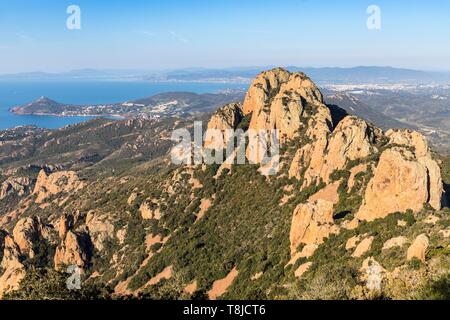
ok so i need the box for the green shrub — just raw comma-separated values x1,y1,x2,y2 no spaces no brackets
417,274,450,300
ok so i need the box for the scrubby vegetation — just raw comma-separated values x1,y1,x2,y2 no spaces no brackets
3,267,113,300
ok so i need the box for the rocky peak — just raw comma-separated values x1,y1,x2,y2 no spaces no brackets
242,68,323,115
242,68,292,115
33,169,84,204
205,68,331,166
244,68,327,142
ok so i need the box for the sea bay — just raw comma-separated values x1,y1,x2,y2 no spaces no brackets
0,81,246,130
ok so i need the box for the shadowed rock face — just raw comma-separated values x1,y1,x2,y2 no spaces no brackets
54,230,92,271
204,102,244,150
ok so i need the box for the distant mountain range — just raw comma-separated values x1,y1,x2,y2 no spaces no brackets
2,66,450,84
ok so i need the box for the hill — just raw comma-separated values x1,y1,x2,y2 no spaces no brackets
0,68,449,300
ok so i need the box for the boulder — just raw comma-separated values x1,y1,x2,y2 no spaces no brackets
406,234,429,263
294,262,313,279
346,235,362,250
139,201,161,220
382,236,407,250
359,257,385,291
352,236,374,258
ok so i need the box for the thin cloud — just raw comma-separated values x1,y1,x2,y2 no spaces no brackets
169,30,189,43
136,30,157,37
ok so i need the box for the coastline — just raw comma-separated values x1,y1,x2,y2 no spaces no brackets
10,111,128,119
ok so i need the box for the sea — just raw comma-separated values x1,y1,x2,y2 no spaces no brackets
0,81,247,130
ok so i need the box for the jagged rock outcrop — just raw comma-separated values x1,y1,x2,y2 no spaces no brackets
356,130,443,221
205,102,244,149
387,129,443,210
54,230,91,271
242,68,331,164
56,214,74,239
0,236,25,297
318,117,379,183
12,216,52,258
33,170,84,204
0,177,32,200
289,199,339,257
289,115,380,185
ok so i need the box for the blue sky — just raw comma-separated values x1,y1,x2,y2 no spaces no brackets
0,0,449,73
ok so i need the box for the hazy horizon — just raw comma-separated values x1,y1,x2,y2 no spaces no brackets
2,65,450,76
